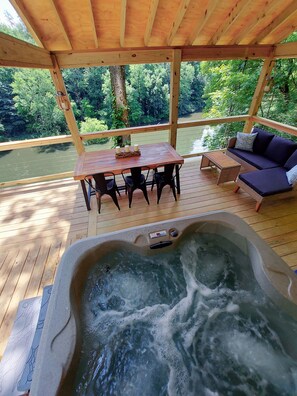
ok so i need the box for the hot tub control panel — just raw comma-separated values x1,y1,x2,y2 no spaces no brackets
149,230,167,239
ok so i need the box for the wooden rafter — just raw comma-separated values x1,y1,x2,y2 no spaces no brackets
268,23,297,46
86,0,98,48
51,0,73,50
9,0,45,48
275,42,297,59
4,0,297,53
120,0,127,47
251,0,297,44
144,0,159,46
189,0,221,45
233,0,282,45
209,0,253,45
0,32,52,68
167,0,191,46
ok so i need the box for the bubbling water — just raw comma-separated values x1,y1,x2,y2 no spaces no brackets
73,233,297,395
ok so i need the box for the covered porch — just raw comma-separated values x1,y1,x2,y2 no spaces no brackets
1,157,297,357
1,1,297,390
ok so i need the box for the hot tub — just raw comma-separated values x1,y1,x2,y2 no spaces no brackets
31,211,297,395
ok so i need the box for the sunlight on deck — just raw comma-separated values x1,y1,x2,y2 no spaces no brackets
1,157,297,357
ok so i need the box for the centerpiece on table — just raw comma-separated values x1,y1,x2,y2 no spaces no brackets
115,144,141,158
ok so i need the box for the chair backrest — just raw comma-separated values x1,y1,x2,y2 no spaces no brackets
93,173,108,194
122,167,150,186
85,172,115,194
163,163,175,180
130,167,142,184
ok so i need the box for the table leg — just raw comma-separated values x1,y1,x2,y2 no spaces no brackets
200,154,210,169
80,180,91,211
176,164,181,194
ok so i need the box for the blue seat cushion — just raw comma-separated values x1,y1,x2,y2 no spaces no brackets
252,128,274,154
227,148,279,169
264,136,297,166
284,149,297,170
239,168,292,197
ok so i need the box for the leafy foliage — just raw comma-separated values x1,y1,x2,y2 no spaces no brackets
11,69,67,138
80,118,109,145
1,16,297,152
0,68,26,141
0,13,35,44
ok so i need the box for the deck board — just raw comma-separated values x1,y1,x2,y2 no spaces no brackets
1,157,297,357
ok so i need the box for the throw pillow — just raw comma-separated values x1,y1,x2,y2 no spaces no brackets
286,165,297,186
264,136,297,166
252,127,274,154
235,132,258,152
284,149,297,170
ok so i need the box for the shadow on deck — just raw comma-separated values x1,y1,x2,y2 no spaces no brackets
1,157,297,357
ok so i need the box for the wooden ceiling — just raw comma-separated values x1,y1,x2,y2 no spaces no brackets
10,0,297,52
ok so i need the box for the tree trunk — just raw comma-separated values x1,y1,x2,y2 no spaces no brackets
109,65,130,146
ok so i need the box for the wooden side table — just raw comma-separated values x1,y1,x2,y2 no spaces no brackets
200,151,241,184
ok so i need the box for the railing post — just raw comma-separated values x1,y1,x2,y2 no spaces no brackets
169,49,181,149
243,57,275,133
50,55,85,154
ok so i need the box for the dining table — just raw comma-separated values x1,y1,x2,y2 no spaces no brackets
73,142,184,210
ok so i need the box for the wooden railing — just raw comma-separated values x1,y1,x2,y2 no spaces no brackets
1,114,297,188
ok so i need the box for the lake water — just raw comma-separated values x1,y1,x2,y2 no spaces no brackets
0,112,212,183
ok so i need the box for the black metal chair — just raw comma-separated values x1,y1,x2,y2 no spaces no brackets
84,172,120,213
121,167,150,208
151,163,182,203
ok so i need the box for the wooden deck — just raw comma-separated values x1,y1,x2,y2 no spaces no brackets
1,157,297,357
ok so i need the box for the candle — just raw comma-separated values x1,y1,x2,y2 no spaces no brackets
134,144,139,151
115,146,121,154
125,145,130,153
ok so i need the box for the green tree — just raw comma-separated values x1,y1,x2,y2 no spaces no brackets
80,117,109,145
12,69,67,138
0,68,26,140
126,63,170,126
179,62,197,115
200,60,262,149
0,13,34,44
260,59,297,127
109,66,130,147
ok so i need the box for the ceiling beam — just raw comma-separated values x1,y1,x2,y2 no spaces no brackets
250,0,297,44
10,0,45,48
182,45,274,61
189,0,220,45
144,0,159,46
87,0,98,48
54,45,274,68
56,48,173,68
234,0,283,45
275,42,297,58
51,0,73,50
0,32,52,68
167,0,191,46
120,0,127,47
209,0,253,45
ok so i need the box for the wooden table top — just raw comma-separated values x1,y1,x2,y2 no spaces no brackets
203,151,241,169
73,142,184,180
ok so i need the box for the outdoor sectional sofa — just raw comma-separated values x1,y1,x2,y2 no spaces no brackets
226,127,297,211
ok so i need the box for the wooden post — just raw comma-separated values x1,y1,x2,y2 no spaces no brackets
50,55,85,154
243,57,275,133
169,49,181,149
